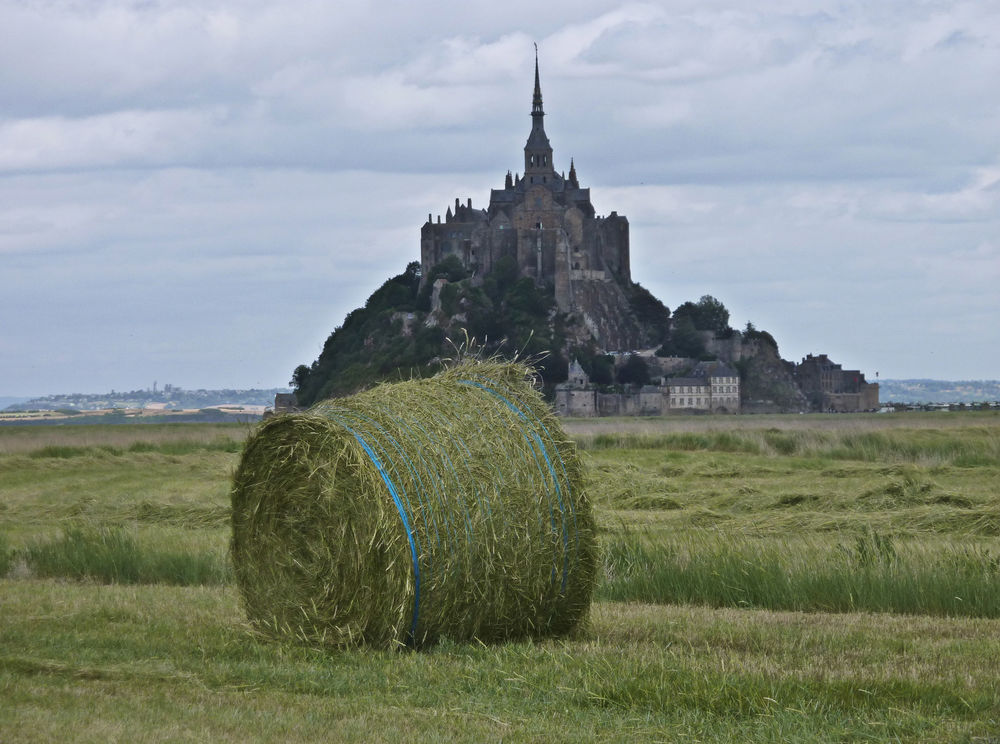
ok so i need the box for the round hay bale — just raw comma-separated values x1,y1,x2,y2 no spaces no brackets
230,361,597,648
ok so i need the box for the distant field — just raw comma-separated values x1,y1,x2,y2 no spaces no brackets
563,409,999,436
2,412,999,742
0,421,249,456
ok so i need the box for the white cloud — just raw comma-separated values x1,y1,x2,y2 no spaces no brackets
0,109,223,171
2,0,1000,393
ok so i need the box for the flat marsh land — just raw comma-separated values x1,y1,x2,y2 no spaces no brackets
2,412,999,742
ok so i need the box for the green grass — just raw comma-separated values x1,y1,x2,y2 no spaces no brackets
599,528,1000,617
25,438,243,459
20,525,230,585
0,531,11,577
0,421,248,456
2,414,1000,741
2,581,999,742
577,420,1000,468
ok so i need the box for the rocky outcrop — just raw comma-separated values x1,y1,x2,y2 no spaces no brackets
562,279,651,351
739,340,809,412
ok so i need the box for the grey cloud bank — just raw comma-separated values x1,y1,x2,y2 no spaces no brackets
1,1,998,396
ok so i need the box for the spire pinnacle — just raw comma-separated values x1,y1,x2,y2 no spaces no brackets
524,46,553,176
532,43,543,117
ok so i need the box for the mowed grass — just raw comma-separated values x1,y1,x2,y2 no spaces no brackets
2,412,1000,742
3,582,999,742
579,411,1000,620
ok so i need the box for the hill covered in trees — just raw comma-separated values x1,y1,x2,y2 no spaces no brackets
290,258,797,410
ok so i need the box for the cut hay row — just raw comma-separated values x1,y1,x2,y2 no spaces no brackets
230,361,597,649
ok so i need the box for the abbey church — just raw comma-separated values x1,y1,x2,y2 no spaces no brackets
411,55,877,415
289,55,878,414
420,56,639,350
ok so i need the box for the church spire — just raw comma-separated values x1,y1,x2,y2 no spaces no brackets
524,45,554,180
532,43,544,118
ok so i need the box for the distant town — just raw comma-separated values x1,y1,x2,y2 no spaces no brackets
0,385,290,424
1,379,998,424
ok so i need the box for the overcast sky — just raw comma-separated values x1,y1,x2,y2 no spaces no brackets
2,1,998,396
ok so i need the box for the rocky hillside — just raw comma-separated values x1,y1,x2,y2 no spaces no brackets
291,257,807,410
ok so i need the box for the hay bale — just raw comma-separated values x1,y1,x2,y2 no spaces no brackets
230,361,597,648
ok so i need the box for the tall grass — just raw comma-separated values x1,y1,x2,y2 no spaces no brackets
582,431,763,454
26,438,243,459
599,528,1000,618
21,525,230,585
0,422,248,456
578,426,1000,467
0,532,11,577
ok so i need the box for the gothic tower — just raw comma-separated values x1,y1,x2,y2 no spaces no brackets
419,51,638,349
523,50,554,184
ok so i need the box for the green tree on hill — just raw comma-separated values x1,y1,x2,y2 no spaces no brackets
673,295,730,334
292,258,569,406
617,354,651,386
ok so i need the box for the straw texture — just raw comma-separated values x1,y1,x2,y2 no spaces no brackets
230,361,596,648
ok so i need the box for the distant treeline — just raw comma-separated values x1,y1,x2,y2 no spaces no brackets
879,379,1000,404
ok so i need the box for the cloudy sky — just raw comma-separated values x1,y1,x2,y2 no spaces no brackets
2,1,998,396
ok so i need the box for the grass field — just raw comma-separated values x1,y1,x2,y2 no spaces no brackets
2,413,999,742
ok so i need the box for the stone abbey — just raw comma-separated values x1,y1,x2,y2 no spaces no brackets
413,55,878,416
289,57,878,414
420,55,637,350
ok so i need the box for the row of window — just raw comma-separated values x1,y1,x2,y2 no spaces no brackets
669,396,739,407
677,383,739,394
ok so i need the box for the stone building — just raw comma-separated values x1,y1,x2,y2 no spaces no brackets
420,54,639,350
794,353,879,412
554,358,741,417
665,362,740,413
555,359,598,416
264,392,299,419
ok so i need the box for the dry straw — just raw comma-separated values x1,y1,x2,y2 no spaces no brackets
230,360,597,648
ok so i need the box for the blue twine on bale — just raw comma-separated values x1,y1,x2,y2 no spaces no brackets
458,378,573,593
329,418,422,645
476,377,583,589
319,375,578,644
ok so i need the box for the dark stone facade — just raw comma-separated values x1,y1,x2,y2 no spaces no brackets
420,56,634,349
794,353,880,412
554,358,742,417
